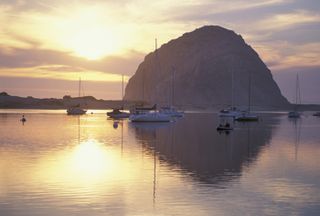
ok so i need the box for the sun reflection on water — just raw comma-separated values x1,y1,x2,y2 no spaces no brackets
67,139,119,182
36,139,124,192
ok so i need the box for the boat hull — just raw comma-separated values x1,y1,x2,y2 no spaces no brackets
235,113,259,121
129,112,171,122
67,108,87,115
288,111,301,118
107,112,130,119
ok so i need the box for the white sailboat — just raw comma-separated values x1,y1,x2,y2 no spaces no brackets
129,39,171,122
288,73,301,118
107,74,130,119
160,66,184,117
67,77,87,115
235,70,259,121
129,110,171,122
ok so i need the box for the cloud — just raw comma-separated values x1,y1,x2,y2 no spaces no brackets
0,0,319,101
256,10,320,31
0,45,144,76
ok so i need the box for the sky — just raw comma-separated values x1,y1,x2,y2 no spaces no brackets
0,0,319,103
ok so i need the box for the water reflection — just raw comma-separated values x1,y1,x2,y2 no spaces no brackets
1,111,320,215
130,113,279,185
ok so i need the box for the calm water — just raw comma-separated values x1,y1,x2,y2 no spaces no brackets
0,110,320,216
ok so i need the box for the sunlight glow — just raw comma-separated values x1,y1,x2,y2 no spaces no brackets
68,140,118,180
53,7,125,60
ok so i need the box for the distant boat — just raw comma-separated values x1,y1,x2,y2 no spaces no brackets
219,107,242,118
107,74,130,119
67,77,87,115
107,108,130,119
67,106,87,115
288,74,301,118
235,70,258,121
313,112,320,117
216,123,233,131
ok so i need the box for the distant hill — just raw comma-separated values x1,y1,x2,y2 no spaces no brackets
124,25,291,110
0,92,139,109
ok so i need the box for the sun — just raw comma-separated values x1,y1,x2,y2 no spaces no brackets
70,27,117,60
55,7,123,60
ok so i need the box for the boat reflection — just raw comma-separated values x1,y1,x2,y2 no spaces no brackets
130,113,280,185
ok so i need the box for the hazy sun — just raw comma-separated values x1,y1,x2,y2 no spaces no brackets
55,7,122,60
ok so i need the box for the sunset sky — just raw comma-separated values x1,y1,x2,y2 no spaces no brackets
0,0,319,103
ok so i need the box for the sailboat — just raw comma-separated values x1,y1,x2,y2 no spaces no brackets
129,39,171,123
288,73,301,118
235,70,259,121
67,77,87,115
159,66,184,117
107,74,130,119
219,62,241,118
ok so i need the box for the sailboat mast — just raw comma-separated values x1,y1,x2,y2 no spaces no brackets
248,70,252,112
122,74,124,100
142,71,145,102
78,77,81,97
231,67,234,108
172,67,175,107
294,73,301,111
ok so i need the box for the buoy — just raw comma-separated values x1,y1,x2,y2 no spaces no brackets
20,115,26,123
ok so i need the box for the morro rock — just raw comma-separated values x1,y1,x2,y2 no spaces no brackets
124,26,289,109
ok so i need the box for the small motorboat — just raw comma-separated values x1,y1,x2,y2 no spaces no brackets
67,107,87,115
216,123,233,131
288,111,301,118
107,108,130,119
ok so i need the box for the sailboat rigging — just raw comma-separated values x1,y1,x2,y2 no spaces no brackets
219,60,242,118
235,69,259,121
67,77,87,115
288,73,301,118
129,39,172,122
107,74,130,119
159,66,184,117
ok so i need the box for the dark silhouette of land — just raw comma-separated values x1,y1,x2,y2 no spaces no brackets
0,92,319,110
0,92,140,109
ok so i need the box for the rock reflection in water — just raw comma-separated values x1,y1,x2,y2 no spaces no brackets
130,113,279,185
